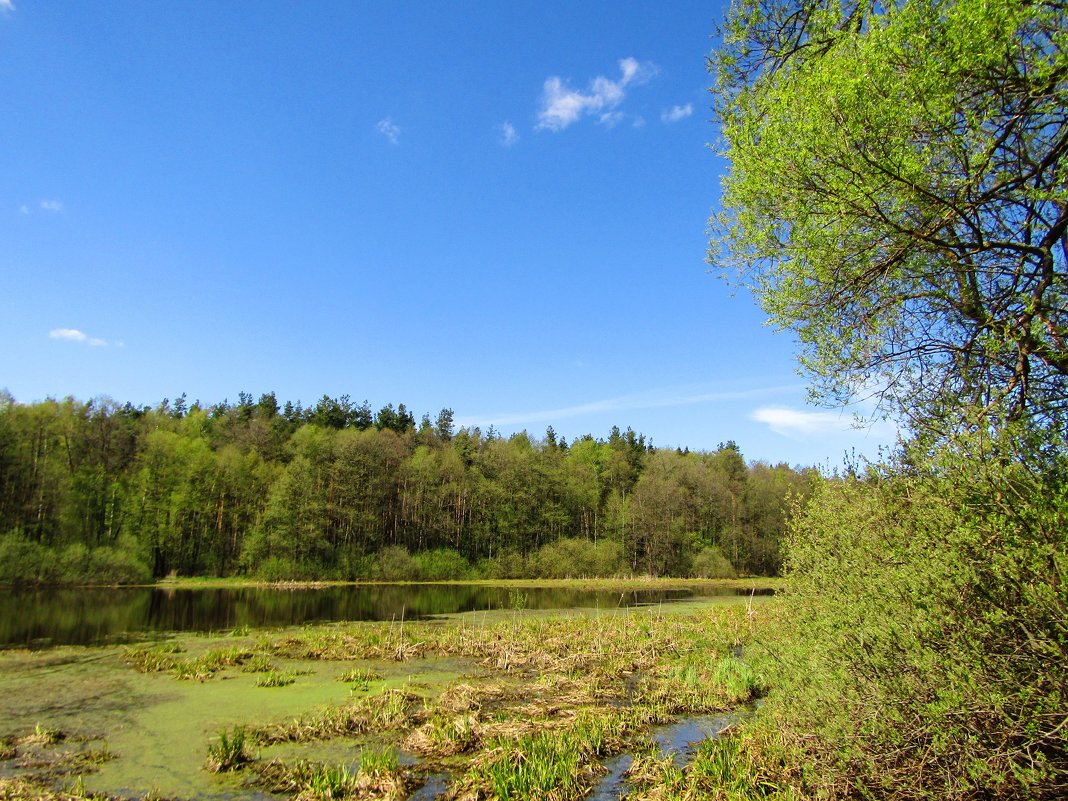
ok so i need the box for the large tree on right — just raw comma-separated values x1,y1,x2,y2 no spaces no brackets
709,2,1067,797
709,0,1067,437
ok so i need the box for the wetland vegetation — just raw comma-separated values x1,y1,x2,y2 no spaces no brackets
0,594,766,801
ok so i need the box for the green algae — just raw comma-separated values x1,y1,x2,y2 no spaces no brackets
1,598,763,801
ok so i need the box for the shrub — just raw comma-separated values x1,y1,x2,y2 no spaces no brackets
255,556,313,582
412,548,471,580
371,545,421,581
690,546,736,579
532,537,624,578
474,549,528,579
751,433,1068,799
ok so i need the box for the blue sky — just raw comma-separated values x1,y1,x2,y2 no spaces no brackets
0,1,897,467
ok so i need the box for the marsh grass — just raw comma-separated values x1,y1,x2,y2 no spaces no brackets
124,644,254,680
0,726,117,801
232,606,757,796
337,666,383,692
623,734,790,800
205,726,252,773
250,689,420,745
256,671,297,688
257,749,409,801
241,653,275,673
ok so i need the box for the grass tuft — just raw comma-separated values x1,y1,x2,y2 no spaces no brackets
205,726,252,773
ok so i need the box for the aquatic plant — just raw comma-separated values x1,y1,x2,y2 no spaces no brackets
471,730,588,801
241,653,274,673
255,671,297,687
205,725,252,773
337,666,382,690
256,752,408,800
358,745,400,776
251,689,419,745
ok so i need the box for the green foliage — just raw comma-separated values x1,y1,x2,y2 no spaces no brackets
752,434,1067,798
476,730,585,801
371,545,421,581
0,392,808,584
412,547,471,580
531,537,625,578
710,0,1068,435
690,546,737,579
255,671,296,688
0,531,150,586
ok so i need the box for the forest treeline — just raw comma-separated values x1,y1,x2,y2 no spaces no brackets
0,391,813,585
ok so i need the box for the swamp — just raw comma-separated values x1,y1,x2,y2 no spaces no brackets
0,580,772,801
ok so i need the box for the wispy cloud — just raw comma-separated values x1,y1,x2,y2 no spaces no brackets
0,1,15,14
18,199,64,215
497,121,519,147
49,328,87,342
750,405,899,443
536,57,657,132
661,103,693,123
49,328,115,347
750,406,854,438
456,383,801,430
376,117,400,145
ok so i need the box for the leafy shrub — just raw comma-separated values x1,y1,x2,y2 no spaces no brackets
690,545,736,579
0,533,59,585
371,545,421,581
0,533,150,586
751,433,1067,799
412,548,471,580
255,556,314,582
532,537,624,578
474,549,528,579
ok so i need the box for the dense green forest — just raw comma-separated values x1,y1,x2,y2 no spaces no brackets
0,390,812,585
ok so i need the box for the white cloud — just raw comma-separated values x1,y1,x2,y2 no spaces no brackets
19,204,29,215
536,57,657,132
0,1,14,13
497,121,519,147
376,117,400,145
49,328,87,342
598,111,625,128
750,406,858,438
39,199,63,212
661,103,693,123
49,328,112,347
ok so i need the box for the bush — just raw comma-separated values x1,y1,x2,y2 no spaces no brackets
750,434,1067,799
0,532,58,585
690,546,736,579
371,545,421,581
532,538,624,578
0,533,150,585
474,549,528,579
255,556,315,582
412,548,471,580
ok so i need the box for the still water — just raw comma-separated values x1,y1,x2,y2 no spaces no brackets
0,583,766,649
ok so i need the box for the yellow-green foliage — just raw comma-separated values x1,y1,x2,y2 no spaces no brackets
747,437,1068,799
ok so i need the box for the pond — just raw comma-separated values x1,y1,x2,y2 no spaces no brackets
0,582,771,649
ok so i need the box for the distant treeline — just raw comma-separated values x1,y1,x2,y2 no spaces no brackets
0,391,814,585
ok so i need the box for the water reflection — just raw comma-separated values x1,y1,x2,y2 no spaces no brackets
0,583,764,649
